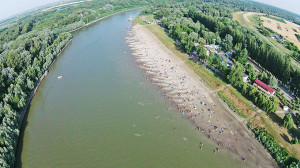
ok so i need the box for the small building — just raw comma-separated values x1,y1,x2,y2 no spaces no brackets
254,79,275,96
214,45,220,50
204,44,220,50
271,35,286,42
283,106,289,112
225,53,232,57
242,73,249,83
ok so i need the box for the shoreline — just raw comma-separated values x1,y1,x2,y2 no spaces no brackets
15,38,72,158
127,24,278,168
18,39,73,129
68,7,143,33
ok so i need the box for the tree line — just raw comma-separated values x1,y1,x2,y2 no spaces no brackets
0,29,72,167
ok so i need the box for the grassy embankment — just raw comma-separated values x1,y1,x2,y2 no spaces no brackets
135,15,300,159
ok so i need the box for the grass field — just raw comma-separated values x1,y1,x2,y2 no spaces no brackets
264,15,286,24
259,112,300,159
143,15,155,22
135,16,300,159
260,16,300,48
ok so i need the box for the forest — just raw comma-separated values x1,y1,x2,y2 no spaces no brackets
0,0,300,167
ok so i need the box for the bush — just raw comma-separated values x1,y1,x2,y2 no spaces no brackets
291,137,299,144
253,128,296,167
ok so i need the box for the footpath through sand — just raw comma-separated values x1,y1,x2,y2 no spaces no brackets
127,24,277,168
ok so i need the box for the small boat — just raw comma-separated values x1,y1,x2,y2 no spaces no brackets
57,75,62,79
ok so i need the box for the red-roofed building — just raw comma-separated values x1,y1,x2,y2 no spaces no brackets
254,79,275,96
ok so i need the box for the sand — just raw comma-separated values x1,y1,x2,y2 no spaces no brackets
127,24,278,168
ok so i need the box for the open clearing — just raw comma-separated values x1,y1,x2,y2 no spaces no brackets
232,11,289,53
233,11,300,49
42,0,91,12
233,11,300,69
261,16,300,48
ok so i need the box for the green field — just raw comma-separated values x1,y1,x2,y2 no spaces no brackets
264,15,287,24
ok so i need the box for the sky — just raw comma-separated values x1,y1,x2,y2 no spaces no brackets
0,0,299,21
0,0,63,21
253,0,300,15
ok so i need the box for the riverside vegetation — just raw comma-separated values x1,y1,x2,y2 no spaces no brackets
0,0,300,167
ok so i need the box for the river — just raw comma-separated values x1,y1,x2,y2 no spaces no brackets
16,9,245,168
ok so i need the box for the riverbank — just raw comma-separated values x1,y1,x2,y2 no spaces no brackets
69,7,143,33
17,39,72,129
127,24,277,168
15,38,72,165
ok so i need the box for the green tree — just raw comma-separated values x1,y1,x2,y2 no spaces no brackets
258,71,268,83
260,28,271,37
221,34,233,52
207,52,214,65
287,161,300,168
227,62,244,86
6,51,23,72
291,137,299,144
156,8,171,19
232,43,242,58
266,96,278,113
249,72,257,81
283,113,294,129
237,48,248,65
268,76,278,87
196,45,207,60
185,39,194,54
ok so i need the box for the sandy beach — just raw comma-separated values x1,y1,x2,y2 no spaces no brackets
127,24,277,168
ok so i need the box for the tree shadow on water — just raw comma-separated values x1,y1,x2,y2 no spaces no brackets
14,103,32,168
